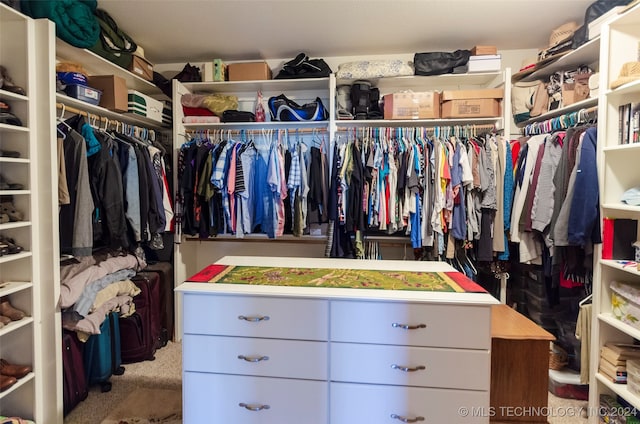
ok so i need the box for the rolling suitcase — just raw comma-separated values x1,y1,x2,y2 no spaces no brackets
62,330,88,415
119,271,162,363
83,311,125,392
143,261,174,344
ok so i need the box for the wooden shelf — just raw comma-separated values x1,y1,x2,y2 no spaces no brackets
336,117,502,128
0,89,28,103
601,259,640,277
183,78,330,94
337,72,503,90
56,93,169,130
0,281,32,297
516,37,600,83
183,121,329,130
0,372,34,401
0,221,31,231
597,373,640,411
0,157,29,164
0,316,33,337
0,123,28,133
0,251,31,264
516,97,598,128
56,38,167,98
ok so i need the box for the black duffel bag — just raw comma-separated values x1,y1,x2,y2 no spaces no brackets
572,0,633,48
414,50,471,76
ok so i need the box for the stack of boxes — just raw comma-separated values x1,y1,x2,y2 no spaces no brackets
382,88,504,120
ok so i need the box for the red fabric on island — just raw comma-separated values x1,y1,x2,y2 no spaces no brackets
444,271,487,293
187,264,230,282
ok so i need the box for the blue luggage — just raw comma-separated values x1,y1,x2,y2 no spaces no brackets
83,311,125,392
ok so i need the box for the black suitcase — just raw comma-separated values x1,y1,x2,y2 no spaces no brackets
143,261,174,344
119,272,162,363
83,311,125,393
62,330,88,415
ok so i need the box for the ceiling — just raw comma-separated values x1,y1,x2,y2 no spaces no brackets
97,0,595,65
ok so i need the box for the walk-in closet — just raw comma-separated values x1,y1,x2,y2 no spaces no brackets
2,1,640,423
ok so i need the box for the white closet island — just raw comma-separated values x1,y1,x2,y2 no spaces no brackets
176,256,498,423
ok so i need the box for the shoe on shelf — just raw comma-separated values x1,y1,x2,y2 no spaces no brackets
0,102,22,127
0,236,22,254
0,374,17,392
0,175,23,190
0,214,7,224
0,66,26,96
0,299,25,321
0,359,31,379
0,150,20,158
0,315,10,325
0,202,23,222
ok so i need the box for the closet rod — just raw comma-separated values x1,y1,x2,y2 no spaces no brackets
185,127,328,135
523,105,598,136
56,102,106,122
55,102,159,134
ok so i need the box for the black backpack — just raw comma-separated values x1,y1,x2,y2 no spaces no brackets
572,0,634,48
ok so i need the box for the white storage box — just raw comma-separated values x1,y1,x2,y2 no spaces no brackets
127,90,163,123
611,281,640,331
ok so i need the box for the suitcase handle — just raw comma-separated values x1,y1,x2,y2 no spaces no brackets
391,322,426,330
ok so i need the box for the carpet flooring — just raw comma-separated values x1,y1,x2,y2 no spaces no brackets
64,341,182,424
63,340,589,424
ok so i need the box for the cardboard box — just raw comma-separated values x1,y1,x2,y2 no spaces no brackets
383,91,440,119
127,89,163,123
471,45,498,56
87,75,128,112
441,89,503,118
227,62,272,81
128,55,154,81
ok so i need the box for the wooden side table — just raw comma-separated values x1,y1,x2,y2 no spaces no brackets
490,304,556,422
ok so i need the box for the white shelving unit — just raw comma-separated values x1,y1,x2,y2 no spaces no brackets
0,4,60,423
590,3,640,422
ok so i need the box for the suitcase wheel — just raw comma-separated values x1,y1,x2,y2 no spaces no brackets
100,381,112,393
114,366,125,376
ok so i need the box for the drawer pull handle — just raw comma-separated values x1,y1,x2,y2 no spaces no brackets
391,364,426,372
238,315,270,322
237,354,269,362
390,414,425,422
392,323,426,330
239,402,270,411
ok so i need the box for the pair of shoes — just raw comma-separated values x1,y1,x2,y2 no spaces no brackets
0,102,22,127
0,236,23,255
0,359,31,379
0,175,23,190
0,299,25,321
0,374,17,392
0,150,20,158
0,202,22,222
0,66,26,96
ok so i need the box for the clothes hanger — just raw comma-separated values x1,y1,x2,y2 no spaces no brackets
579,293,593,307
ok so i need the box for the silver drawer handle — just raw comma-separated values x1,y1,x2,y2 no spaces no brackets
238,315,270,322
392,323,426,330
391,414,425,422
237,354,269,362
239,402,270,411
391,364,426,372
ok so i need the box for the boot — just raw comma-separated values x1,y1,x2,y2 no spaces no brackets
0,299,25,321
0,359,32,379
350,80,371,120
367,87,383,119
0,374,17,392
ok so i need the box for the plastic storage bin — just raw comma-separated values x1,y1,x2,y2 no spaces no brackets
548,369,589,400
64,84,102,106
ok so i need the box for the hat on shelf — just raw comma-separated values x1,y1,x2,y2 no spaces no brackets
548,21,579,48
511,56,539,82
610,62,640,89
536,21,579,65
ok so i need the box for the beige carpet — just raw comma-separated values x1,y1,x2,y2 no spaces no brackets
100,387,181,424
64,341,182,424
